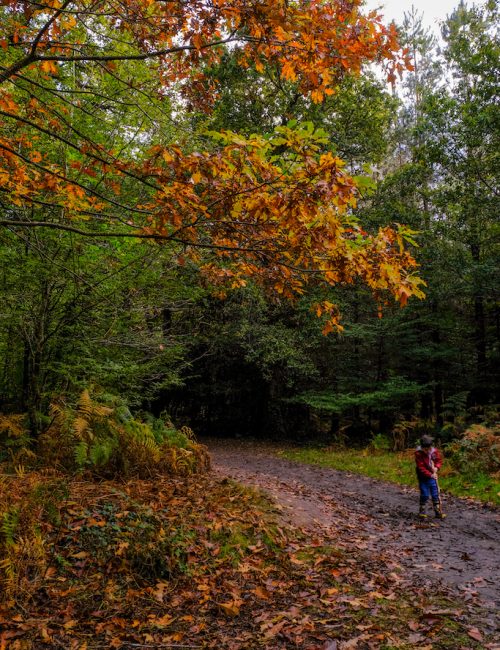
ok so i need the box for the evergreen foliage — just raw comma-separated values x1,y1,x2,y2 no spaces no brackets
295,378,424,413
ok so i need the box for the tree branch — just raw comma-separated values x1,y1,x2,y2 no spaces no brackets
30,0,74,53
0,54,37,85
0,219,272,254
0,109,161,191
0,32,241,85
0,143,151,214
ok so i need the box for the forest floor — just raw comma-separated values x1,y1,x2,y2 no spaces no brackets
207,439,500,639
1,439,499,649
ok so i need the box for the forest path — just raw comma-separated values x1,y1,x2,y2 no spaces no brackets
206,439,500,614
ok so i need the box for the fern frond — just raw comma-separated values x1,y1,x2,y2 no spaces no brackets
18,532,46,561
180,426,196,441
89,439,115,467
14,465,26,478
74,441,88,469
173,448,194,474
93,405,114,418
73,416,90,439
77,389,93,419
1,508,20,546
130,421,155,442
0,414,26,438
49,402,65,423
0,556,16,594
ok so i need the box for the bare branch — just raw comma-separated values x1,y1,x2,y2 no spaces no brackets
0,219,273,255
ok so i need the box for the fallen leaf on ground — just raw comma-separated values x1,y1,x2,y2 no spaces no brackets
263,620,286,638
468,627,483,642
323,641,338,650
71,551,88,559
219,600,241,617
340,633,372,648
252,586,270,599
153,613,175,627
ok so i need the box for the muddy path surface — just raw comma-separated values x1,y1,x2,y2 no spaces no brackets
206,439,500,614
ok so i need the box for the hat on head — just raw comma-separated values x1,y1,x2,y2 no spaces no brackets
420,435,434,448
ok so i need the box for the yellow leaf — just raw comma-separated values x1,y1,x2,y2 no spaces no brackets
154,614,175,628
281,61,297,81
153,581,168,602
41,628,52,642
40,60,58,75
219,600,241,617
116,541,129,556
71,551,88,559
251,586,270,600
87,518,105,527
311,88,324,103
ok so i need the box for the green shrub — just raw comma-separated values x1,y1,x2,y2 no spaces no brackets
35,389,209,478
445,423,500,477
369,433,392,451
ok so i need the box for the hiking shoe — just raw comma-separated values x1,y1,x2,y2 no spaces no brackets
418,504,428,518
435,512,447,519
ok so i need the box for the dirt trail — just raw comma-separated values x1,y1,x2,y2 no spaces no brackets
206,439,500,614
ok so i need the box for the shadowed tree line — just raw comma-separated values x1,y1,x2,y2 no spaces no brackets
0,1,498,447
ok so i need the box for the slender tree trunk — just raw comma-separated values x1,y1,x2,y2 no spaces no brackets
420,392,432,419
470,237,486,401
431,303,443,426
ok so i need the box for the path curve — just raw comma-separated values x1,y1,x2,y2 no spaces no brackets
206,439,500,612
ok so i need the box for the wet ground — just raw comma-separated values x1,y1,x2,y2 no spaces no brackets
207,439,500,613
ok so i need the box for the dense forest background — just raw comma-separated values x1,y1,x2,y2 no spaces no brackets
1,1,498,448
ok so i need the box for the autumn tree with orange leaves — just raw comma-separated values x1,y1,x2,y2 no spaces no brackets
0,0,424,333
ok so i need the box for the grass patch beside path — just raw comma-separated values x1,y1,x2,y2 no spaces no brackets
280,447,500,506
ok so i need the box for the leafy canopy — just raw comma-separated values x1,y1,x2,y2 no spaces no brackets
0,0,423,331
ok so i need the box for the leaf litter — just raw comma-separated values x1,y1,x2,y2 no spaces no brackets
0,457,497,649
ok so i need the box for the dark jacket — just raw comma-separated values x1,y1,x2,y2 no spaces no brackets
415,446,443,480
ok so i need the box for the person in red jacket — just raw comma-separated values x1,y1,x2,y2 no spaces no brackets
415,435,446,519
